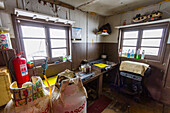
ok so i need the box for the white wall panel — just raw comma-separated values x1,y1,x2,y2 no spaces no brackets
0,0,105,43
104,1,170,43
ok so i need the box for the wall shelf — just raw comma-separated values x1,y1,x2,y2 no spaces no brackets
14,8,75,25
96,32,109,36
115,18,170,29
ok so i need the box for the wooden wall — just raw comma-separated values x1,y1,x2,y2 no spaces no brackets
87,43,104,61
71,42,104,70
72,43,86,70
160,44,170,105
102,43,119,63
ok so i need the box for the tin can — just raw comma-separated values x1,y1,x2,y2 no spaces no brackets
0,27,12,49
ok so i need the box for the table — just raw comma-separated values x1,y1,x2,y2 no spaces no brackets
76,63,118,98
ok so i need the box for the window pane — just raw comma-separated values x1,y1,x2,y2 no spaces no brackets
50,39,66,48
23,39,47,61
122,47,136,53
123,39,137,46
50,28,66,38
124,31,138,38
141,47,159,56
52,48,66,58
142,29,163,38
21,26,45,38
141,39,161,47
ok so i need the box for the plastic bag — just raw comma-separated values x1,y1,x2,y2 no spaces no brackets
4,76,51,113
52,77,87,113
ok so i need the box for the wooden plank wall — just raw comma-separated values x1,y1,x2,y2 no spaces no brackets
72,42,104,70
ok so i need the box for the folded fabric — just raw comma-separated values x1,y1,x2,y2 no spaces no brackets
120,61,149,76
94,63,111,68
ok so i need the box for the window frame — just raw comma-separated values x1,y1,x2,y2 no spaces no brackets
13,16,71,65
119,22,169,63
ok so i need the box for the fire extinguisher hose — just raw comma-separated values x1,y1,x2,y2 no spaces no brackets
7,56,16,81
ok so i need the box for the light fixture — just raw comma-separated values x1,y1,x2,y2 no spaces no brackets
14,8,75,25
0,1,5,10
16,12,19,17
54,19,59,23
17,20,20,23
64,21,68,24
33,15,37,19
45,17,49,21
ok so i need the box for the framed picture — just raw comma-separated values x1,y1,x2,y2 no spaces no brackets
72,27,82,40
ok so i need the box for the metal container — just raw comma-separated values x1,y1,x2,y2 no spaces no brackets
81,64,92,73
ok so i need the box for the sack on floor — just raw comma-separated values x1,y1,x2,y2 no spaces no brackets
52,77,88,113
4,76,51,113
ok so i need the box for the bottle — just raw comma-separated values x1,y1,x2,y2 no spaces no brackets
136,49,141,59
127,49,131,58
130,49,135,58
141,50,145,59
63,54,67,62
125,50,128,57
67,55,72,62
119,49,122,56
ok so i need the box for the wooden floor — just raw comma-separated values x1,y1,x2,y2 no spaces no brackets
102,87,170,113
0,88,169,113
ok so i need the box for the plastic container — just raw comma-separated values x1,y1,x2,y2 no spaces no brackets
141,50,145,59
0,27,12,49
136,49,141,59
63,55,67,62
119,49,122,56
130,49,135,58
127,49,131,58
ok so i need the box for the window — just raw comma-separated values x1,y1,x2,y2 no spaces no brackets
21,26,47,61
18,21,70,63
120,23,168,61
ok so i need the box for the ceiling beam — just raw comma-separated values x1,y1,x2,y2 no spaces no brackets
40,0,75,10
77,0,99,9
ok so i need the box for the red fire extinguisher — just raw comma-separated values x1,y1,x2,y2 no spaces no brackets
12,52,29,88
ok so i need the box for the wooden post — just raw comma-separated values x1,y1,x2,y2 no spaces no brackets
97,74,103,98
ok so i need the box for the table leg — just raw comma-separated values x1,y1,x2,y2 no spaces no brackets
98,74,103,98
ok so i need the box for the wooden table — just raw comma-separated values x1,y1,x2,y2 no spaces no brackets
76,63,118,98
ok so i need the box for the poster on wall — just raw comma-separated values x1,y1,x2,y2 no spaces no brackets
72,27,82,40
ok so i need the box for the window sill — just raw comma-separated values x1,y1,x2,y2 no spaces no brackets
119,56,166,70
28,61,72,77
28,61,71,70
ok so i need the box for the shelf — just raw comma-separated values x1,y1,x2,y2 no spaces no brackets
15,8,75,24
115,18,170,29
96,32,109,36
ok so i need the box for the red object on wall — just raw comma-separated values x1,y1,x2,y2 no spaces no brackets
12,53,29,88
